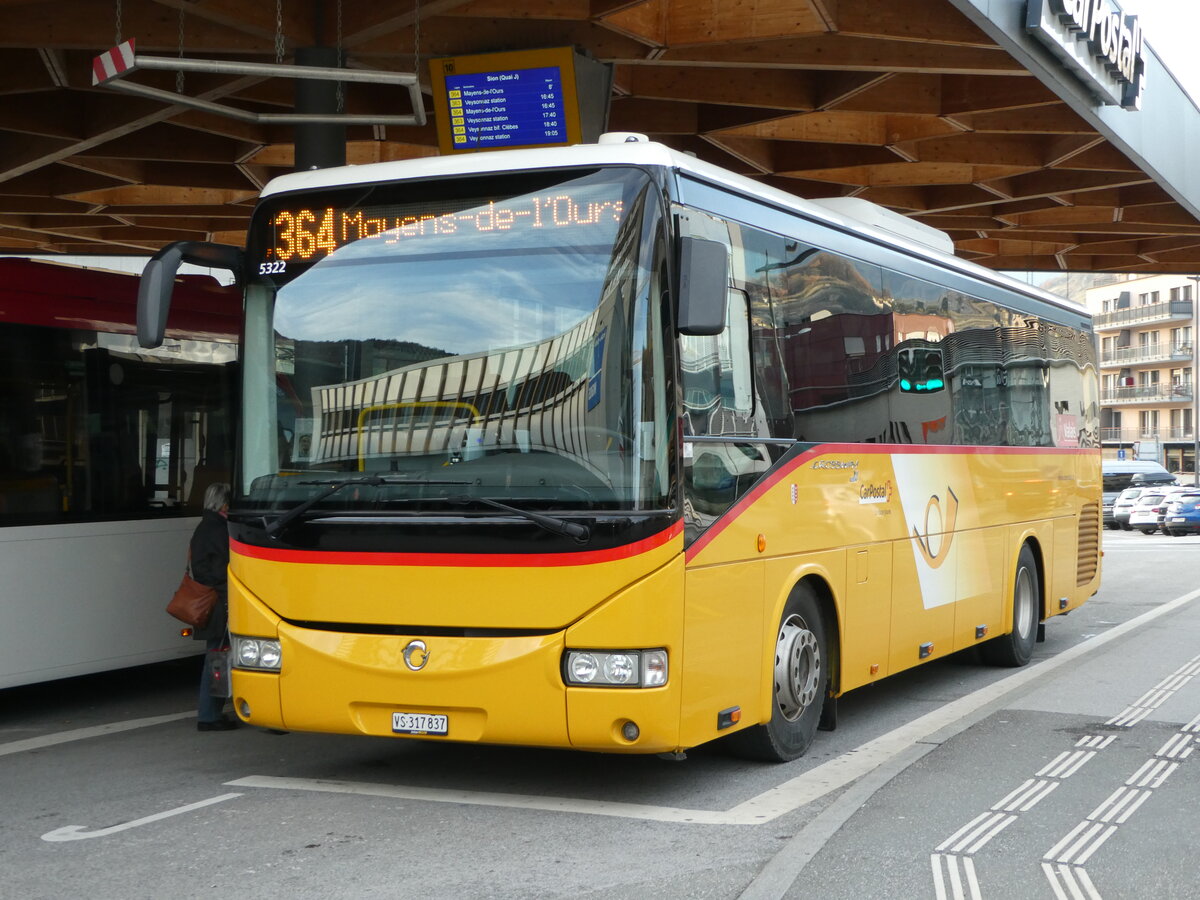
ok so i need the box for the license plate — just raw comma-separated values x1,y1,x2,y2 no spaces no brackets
1170,517,1186,523
392,712,448,735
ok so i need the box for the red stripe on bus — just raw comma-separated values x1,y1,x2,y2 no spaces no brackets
683,442,1099,562
231,520,684,568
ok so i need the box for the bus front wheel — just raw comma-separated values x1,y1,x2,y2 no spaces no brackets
981,544,1039,668
729,584,828,762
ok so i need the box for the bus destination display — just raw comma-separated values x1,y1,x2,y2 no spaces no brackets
261,190,626,268
445,66,566,149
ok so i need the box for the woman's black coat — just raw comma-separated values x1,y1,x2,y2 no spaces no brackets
189,509,229,641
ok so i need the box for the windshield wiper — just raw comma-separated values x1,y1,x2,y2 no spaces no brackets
450,496,591,542
263,474,468,539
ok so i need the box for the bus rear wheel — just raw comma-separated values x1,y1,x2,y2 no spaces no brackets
729,584,828,762
981,544,1039,668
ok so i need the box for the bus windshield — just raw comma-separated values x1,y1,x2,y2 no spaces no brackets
239,166,671,516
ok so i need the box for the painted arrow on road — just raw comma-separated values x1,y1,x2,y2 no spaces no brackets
41,793,243,842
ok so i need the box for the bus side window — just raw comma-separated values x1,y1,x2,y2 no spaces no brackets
680,290,753,436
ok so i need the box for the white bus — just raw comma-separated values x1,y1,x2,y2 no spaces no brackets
0,259,238,689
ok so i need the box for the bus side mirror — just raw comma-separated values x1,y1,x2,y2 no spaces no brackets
676,236,728,336
138,241,244,349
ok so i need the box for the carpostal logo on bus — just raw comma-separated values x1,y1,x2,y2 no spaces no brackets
1028,0,1146,110
858,481,894,505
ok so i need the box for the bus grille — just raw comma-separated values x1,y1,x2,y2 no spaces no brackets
1076,502,1100,586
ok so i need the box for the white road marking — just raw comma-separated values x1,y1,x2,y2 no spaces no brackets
41,793,242,842
934,640,1200,900
1041,653,1200,895
0,712,193,757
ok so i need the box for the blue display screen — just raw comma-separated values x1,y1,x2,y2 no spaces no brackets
444,66,568,149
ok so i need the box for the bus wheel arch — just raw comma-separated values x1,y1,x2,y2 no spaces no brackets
728,576,838,762
982,539,1042,667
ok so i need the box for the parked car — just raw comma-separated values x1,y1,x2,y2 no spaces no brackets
1128,489,1177,534
1112,486,1147,530
1164,491,1200,535
1102,461,1175,528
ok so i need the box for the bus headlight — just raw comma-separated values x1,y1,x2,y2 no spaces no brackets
232,635,282,672
564,649,667,687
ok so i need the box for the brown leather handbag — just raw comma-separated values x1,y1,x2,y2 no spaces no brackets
166,551,218,628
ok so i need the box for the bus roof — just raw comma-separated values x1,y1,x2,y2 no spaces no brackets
260,136,1089,321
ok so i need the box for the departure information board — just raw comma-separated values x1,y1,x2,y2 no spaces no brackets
430,48,588,154
444,66,567,149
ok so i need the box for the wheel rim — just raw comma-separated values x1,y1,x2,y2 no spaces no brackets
1014,566,1035,641
774,614,821,722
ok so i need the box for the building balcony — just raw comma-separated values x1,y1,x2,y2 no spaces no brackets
1099,343,1192,368
1101,385,1194,404
1101,426,1195,443
1093,299,1194,331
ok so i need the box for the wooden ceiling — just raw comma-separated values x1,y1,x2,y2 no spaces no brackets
3,0,1200,272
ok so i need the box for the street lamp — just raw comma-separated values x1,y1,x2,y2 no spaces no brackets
1190,276,1200,485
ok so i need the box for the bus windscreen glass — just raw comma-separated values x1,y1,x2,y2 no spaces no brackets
241,167,671,516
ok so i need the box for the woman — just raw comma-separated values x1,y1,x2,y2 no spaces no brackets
190,481,236,731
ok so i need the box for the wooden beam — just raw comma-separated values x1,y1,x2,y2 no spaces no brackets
715,110,964,145
900,133,1047,167
953,104,1095,135
815,72,893,109
853,185,930,210
1120,204,1200,227
59,185,259,206
914,214,1015,230
617,65,817,110
58,157,147,184
167,110,271,145
608,97,700,134
0,74,266,185
939,75,1058,115
1043,135,1106,168
76,125,256,164
751,174,852,199
597,0,668,48
147,0,295,44
0,0,276,52
1003,207,1117,228
957,238,1072,256
1053,143,1140,172
340,1,480,49
833,0,994,48
0,197,93,214
998,169,1153,201
443,0,592,20
798,160,1034,186
653,36,1023,74
351,18,651,60
663,0,829,47
0,94,85,140
833,74,943,115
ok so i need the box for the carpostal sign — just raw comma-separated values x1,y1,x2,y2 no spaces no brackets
1027,0,1147,110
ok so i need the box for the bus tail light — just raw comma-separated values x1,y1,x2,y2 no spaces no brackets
564,649,668,687
232,635,282,671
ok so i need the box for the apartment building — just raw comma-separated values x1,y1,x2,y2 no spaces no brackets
1085,273,1199,476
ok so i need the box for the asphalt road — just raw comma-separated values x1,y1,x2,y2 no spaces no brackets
1,527,1197,899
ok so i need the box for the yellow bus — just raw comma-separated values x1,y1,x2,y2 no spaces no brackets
138,135,1101,761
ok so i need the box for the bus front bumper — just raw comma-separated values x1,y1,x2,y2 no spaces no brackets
231,624,683,754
